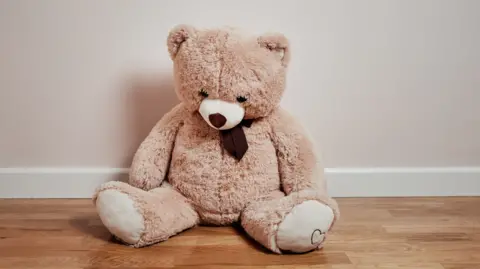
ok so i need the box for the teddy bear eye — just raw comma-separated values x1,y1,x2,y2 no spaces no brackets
199,88,209,98
236,96,247,103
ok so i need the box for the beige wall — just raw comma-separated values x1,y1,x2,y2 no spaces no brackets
1,0,479,168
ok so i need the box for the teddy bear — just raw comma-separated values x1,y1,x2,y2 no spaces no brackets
93,24,339,254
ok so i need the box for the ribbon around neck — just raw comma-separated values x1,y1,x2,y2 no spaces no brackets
220,119,253,161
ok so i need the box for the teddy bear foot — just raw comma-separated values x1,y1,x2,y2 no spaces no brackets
96,188,145,245
241,191,337,254
93,181,200,247
276,200,334,253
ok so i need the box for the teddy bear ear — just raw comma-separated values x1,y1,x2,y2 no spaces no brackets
257,32,290,67
167,24,196,60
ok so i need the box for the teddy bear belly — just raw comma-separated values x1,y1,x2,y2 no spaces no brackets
169,172,281,225
167,138,281,225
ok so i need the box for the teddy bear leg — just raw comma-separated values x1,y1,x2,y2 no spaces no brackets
93,181,199,247
241,191,337,254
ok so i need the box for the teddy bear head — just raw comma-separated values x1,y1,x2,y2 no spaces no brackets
167,24,290,130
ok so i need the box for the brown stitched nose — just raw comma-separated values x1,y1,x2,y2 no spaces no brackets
208,113,227,128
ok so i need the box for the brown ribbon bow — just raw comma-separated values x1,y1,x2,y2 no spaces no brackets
220,119,254,161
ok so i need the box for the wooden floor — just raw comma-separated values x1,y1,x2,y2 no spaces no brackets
0,198,479,269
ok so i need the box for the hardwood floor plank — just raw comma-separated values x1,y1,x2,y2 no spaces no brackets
350,265,444,269
442,263,480,269
0,248,350,267
346,251,475,265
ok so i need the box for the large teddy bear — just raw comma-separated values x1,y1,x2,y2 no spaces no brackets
93,24,339,254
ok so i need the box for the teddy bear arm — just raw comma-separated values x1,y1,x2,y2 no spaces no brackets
269,108,340,211
269,109,326,195
129,104,185,190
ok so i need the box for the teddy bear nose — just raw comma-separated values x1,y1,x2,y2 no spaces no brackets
208,113,227,128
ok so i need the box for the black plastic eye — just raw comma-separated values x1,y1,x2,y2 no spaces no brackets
199,89,209,98
236,96,247,103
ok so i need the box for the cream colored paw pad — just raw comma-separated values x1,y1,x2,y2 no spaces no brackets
276,200,334,253
96,190,145,244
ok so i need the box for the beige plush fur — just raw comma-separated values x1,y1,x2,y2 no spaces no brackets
94,25,339,254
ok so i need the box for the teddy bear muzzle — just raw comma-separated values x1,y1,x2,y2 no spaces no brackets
199,99,245,130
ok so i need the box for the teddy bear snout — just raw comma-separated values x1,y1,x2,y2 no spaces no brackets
199,99,245,130
208,113,227,128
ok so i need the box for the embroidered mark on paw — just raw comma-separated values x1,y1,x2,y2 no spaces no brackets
311,229,325,245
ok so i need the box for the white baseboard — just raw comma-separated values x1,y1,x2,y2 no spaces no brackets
0,167,479,198
0,168,129,199
326,167,480,197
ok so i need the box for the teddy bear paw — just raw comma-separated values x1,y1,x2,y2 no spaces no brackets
276,200,334,253
96,189,145,245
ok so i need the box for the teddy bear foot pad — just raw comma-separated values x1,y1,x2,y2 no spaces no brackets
94,181,199,247
96,190,145,245
276,200,334,253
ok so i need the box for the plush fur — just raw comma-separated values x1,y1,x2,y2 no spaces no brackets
94,25,339,254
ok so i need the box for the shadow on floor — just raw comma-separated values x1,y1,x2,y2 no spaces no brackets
68,214,116,243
